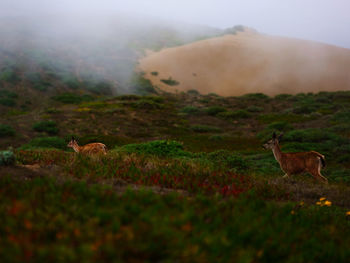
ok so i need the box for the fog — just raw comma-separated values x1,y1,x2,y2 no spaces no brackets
2,0,349,48
0,0,349,94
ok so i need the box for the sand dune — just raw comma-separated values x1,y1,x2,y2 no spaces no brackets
138,32,350,96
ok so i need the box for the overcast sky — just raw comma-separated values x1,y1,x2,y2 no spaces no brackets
1,0,349,48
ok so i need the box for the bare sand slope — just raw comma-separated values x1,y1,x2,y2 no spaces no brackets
138,32,350,96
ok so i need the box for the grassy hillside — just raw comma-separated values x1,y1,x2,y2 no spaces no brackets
139,31,350,96
1,16,350,262
1,89,350,261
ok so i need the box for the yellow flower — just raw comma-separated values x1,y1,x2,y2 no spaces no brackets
291,210,295,215
319,197,326,201
299,201,304,206
346,211,350,216
316,201,322,206
324,201,332,207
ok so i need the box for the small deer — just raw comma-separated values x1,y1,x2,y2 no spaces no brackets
263,132,328,183
67,137,107,156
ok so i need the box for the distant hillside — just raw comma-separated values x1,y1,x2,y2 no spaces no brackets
139,31,350,96
0,14,221,93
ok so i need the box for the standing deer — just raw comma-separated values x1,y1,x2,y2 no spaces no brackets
67,137,107,156
263,132,328,183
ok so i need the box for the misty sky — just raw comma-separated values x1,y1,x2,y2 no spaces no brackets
1,0,350,48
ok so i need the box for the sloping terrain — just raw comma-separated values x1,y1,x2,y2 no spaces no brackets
139,31,350,96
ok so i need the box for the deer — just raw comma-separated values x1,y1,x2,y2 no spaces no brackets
263,132,328,183
67,137,107,156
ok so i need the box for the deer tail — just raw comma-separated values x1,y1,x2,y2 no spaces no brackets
311,151,326,168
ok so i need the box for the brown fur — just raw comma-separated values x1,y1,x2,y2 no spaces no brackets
67,138,107,156
263,133,328,183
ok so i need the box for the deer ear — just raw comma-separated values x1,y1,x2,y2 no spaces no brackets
71,136,75,141
272,132,276,139
278,133,284,141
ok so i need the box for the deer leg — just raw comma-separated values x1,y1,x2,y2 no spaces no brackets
282,174,289,178
309,169,328,184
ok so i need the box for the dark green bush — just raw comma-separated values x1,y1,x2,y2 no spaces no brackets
205,106,227,116
135,99,163,110
52,93,94,104
32,120,59,135
118,140,190,157
0,124,15,137
0,150,15,166
20,137,66,150
88,81,113,95
0,90,18,99
187,89,200,95
246,106,263,113
151,71,158,76
191,125,222,133
274,94,293,100
0,98,16,107
208,150,249,172
131,73,157,95
332,110,350,124
161,77,179,86
0,69,19,83
218,110,250,119
241,93,269,100
181,106,200,114
267,121,293,131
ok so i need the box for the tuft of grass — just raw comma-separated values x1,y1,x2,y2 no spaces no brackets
116,140,190,158
52,93,94,104
181,106,200,114
161,77,179,86
0,124,15,137
205,106,227,116
32,120,59,135
191,125,222,133
0,150,15,166
20,137,67,150
0,98,16,107
218,110,250,120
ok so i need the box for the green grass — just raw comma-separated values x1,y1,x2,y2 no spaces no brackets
160,77,180,86
20,137,67,150
32,120,59,135
191,125,222,133
0,176,349,263
0,124,15,137
52,93,94,104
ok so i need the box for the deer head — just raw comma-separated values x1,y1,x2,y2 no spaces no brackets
263,132,283,149
67,136,77,148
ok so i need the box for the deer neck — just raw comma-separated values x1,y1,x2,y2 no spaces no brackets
71,142,81,153
272,143,283,164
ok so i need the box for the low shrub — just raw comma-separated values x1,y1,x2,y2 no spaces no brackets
0,124,15,137
0,150,15,166
32,120,59,135
181,106,200,114
20,137,67,150
205,106,227,116
117,140,190,157
208,150,249,173
191,125,222,133
52,93,94,104
187,89,200,95
0,98,16,107
241,93,269,100
246,105,263,112
0,90,18,99
161,77,179,86
218,110,250,119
